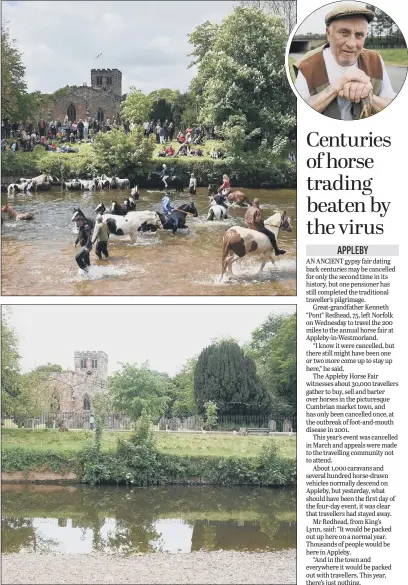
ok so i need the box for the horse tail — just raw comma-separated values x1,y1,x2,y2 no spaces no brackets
208,208,214,221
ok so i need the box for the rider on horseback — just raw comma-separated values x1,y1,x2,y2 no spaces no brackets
162,192,173,216
160,164,169,189
245,199,286,256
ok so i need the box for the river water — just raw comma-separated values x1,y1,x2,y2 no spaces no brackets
1,484,296,555
1,187,296,296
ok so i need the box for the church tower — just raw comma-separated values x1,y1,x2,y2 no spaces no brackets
90,68,122,98
74,351,108,383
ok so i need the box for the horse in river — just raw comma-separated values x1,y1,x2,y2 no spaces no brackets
71,207,95,229
1,203,35,221
95,200,135,216
130,185,140,200
207,201,228,221
148,172,184,193
101,211,163,240
157,202,198,234
220,211,292,281
228,191,252,206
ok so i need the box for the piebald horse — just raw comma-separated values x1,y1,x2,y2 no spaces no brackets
220,211,292,280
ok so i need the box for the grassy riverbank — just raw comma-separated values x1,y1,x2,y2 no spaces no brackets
1,429,296,458
1,429,296,487
376,48,408,66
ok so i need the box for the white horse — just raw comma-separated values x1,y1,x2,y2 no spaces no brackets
101,211,163,240
207,202,228,220
220,211,293,280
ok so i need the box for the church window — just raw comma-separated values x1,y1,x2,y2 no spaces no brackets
80,358,87,369
83,394,91,411
107,77,112,85
91,359,98,369
67,104,76,122
97,108,104,122
96,76,103,85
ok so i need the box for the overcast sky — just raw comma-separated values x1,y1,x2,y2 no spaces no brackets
3,0,236,94
5,305,295,376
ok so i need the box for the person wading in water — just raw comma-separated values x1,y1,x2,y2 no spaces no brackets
244,199,286,256
74,217,93,272
92,215,110,260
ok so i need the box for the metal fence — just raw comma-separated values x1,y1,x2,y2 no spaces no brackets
2,412,296,433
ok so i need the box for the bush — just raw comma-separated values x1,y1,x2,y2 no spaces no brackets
2,143,296,188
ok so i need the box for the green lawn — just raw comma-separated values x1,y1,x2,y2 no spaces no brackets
376,48,408,67
1,429,296,460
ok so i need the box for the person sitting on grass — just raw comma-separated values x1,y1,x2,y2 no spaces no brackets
166,144,175,157
177,131,185,144
158,146,167,157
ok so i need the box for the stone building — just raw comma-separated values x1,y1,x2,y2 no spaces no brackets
50,351,108,412
41,69,122,124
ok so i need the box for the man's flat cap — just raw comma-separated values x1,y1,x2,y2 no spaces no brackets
325,3,375,26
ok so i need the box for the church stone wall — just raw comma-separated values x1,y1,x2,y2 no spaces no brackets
40,87,121,123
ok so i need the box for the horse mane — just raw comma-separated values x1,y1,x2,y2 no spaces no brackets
265,211,283,228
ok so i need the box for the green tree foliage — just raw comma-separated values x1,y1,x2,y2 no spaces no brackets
34,363,63,373
109,362,170,421
247,314,296,414
171,357,197,418
194,340,267,415
1,312,21,415
121,88,154,123
148,88,181,122
92,126,155,177
204,400,218,430
14,369,60,420
1,21,28,121
188,7,296,154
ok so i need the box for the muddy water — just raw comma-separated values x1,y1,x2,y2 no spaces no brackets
1,187,296,296
1,484,296,555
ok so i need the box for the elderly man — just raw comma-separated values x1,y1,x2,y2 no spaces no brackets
294,4,396,119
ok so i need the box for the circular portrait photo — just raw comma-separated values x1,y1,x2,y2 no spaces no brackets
288,1,407,120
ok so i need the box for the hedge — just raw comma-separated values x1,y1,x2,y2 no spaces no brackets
2,150,296,188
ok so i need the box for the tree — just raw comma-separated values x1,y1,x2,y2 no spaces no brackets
1,310,21,416
34,363,63,373
1,21,27,121
14,369,61,420
121,88,154,123
92,125,155,178
109,362,171,421
188,7,296,155
194,340,268,415
247,314,296,414
204,400,218,430
171,357,197,418
236,1,297,33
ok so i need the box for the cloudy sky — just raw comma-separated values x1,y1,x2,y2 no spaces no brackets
3,0,236,94
5,305,295,376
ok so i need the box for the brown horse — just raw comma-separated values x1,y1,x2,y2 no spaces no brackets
227,190,252,206
1,203,35,221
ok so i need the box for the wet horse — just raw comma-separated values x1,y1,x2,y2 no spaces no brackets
158,202,198,234
228,191,252,206
220,211,292,280
71,207,95,229
1,203,35,221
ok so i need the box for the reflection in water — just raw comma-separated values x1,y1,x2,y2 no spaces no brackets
2,485,296,556
1,187,296,296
